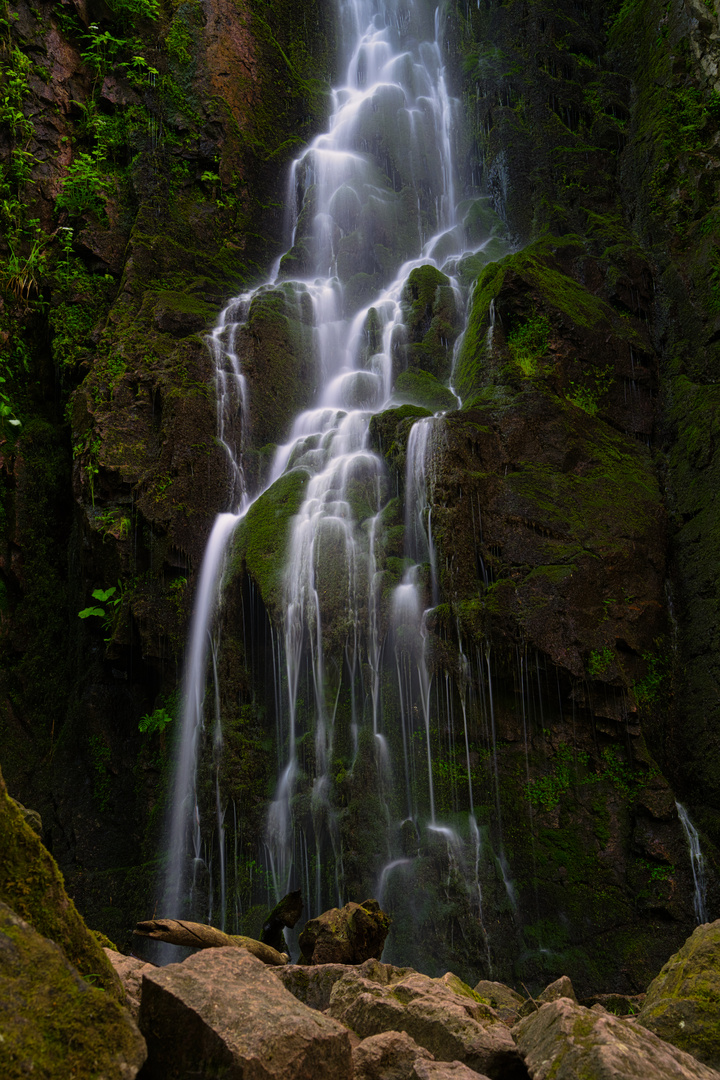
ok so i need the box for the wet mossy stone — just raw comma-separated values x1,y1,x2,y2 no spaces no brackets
394,369,457,412
0,765,123,1000
230,468,310,615
400,264,461,381
454,236,640,403
0,901,146,1079
369,403,432,475
638,920,720,1069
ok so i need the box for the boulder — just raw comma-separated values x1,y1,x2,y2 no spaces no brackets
514,997,720,1079
473,981,524,1025
275,958,422,1012
103,948,156,1020
637,920,720,1069
353,1030,434,1079
328,966,524,1078
0,901,146,1079
299,898,391,965
138,946,353,1079
518,975,578,1019
353,1030,493,1080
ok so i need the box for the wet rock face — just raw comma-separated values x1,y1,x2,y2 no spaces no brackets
0,901,146,1080
637,919,720,1070
138,948,353,1080
0,0,336,945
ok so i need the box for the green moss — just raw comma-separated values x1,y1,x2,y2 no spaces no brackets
394,369,457,412
230,468,309,612
0,902,142,1078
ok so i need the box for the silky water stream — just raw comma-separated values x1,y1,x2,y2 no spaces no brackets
160,0,524,971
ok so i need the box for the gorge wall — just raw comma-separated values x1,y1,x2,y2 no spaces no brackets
2,0,720,998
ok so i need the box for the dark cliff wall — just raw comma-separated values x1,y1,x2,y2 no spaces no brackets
0,0,336,941
2,0,720,993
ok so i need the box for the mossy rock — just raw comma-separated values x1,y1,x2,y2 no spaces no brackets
637,920,720,1069
0,765,123,1000
230,468,310,615
394,369,457,412
0,901,146,1079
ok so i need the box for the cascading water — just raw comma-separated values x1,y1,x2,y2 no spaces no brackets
161,0,516,968
676,802,708,924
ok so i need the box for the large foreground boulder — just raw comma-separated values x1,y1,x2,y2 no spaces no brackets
514,997,720,1079
638,920,720,1070
138,946,353,1079
298,898,391,964
0,902,146,1079
327,966,525,1078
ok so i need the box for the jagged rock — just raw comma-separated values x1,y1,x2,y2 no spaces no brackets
353,1030,494,1080
275,958,422,1011
103,948,156,1020
473,981,524,1025
138,947,352,1079
327,966,524,1078
298,898,391,965
517,975,578,1019
514,997,720,1079
0,901,146,1079
275,962,359,1011
353,1030,434,1079
637,920,720,1069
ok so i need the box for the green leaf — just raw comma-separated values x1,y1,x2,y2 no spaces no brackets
79,606,105,618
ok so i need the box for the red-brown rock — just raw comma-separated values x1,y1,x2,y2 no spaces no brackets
138,947,353,1079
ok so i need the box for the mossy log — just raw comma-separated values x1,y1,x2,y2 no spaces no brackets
133,919,288,965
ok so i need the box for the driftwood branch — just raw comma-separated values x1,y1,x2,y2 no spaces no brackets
133,919,288,965
261,888,303,953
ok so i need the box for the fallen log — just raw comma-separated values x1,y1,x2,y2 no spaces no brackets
133,919,288,965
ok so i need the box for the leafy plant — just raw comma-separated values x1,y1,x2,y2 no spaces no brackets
138,707,173,735
633,651,668,707
567,365,613,416
587,645,614,678
507,313,551,376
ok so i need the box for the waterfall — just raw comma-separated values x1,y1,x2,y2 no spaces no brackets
676,802,709,924
162,0,514,964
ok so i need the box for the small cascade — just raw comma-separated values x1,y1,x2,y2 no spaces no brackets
677,802,709,924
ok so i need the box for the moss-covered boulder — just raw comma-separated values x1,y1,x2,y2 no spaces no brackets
637,920,720,1069
0,764,123,1000
299,899,391,966
0,902,146,1079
